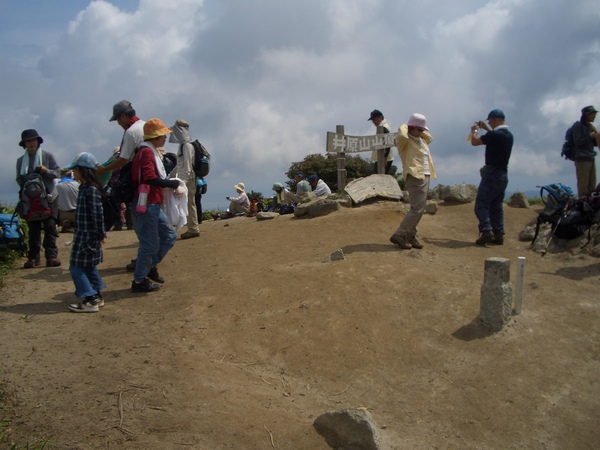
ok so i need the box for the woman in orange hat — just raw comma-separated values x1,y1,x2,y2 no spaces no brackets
130,118,182,293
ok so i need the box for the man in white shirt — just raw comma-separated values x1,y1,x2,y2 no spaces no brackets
308,175,331,197
368,109,393,174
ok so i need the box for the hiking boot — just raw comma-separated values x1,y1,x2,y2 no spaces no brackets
46,258,61,267
126,259,136,272
475,231,495,246
131,278,160,293
180,230,200,240
493,232,504,245
408,236,424,249
389,235,412,249
68,296,99,313
23,259,41,269
147,266,165,284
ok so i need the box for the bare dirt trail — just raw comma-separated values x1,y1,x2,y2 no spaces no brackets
1,201,599,449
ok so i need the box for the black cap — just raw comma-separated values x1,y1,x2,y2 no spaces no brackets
581,105,599,115
110,100,135,121
19,129,43,148
368,109,384,121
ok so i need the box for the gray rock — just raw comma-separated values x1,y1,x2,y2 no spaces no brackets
255,212,279,220
441,184,478,203
425,200,438,215
314,408,383,450
328,249,345,261
294,198,340,218
507,192,530,208
344,174,403,204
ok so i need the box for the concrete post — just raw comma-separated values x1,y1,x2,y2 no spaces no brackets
479,257,512,332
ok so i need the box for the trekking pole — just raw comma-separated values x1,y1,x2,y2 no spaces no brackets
541,214,563,257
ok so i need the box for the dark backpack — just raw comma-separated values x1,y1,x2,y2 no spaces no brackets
190,140,210,178
111,160,135,204
560,122,577,161
0,212,27,255
17,172,52,221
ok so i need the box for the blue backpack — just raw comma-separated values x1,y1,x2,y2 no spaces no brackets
0,212,27,255
538,183,575,209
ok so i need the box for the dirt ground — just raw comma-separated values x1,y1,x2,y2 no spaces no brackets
1,200,599,450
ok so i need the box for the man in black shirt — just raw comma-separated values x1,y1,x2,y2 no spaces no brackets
469,109,514,246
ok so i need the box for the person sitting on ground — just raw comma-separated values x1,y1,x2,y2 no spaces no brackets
284,172,312,204
307,174,331,197
272,182,291,208
54,170,80,233
212,183,250,220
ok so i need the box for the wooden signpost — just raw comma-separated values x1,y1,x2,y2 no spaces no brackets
326,125,397,190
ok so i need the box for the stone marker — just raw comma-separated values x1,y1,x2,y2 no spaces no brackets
479,257,512,331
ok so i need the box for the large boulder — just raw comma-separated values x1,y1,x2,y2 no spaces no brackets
294,198,340,218
441,184,478,203
344,174,403,204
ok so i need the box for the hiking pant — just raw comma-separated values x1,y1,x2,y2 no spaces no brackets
27,217,58,260
69,265,106,298
132,201,176,283
394,174,430,238
575,160,597,197
475,166,508,234
186,177,199,232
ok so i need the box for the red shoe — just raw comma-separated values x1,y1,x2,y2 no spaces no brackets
23,259,41,269
46,258,62,267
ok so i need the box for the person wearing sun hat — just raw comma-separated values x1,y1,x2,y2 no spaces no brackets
15,128,62,268
572,105,600,197
130,118,182,293
470,108,514,246
389,113,436,250
211,182,250,220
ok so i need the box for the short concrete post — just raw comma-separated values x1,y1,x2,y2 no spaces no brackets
479,257,512,332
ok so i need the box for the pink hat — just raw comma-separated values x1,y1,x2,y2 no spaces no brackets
407,113,429,130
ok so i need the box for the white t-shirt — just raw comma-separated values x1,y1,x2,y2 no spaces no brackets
120,120,146,161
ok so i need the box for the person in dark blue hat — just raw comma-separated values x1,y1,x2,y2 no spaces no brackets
469,109,514,246
16,129,61,268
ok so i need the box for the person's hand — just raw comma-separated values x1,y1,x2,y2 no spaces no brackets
174,185,185,197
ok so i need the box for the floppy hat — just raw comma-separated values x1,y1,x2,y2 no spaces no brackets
406,113,429,130
172,119,189,128
234,182,245,191
19,129,44,148
487,109,505,119
581,105,598,115
272,182,284,191
143,118,172,140
65,152,99,170
368,109,383,121
110,100,134,121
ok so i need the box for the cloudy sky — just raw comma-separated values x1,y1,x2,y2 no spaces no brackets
1,0,599,210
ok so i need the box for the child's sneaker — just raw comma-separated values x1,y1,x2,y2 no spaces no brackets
68,296,99,313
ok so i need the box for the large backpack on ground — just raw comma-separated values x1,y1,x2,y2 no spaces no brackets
190,140,211,178
0,212,27,255
17,172,52,221
560,122,577,161
532,183,595,250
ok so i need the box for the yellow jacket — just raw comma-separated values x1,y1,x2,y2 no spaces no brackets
396,124,436,180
